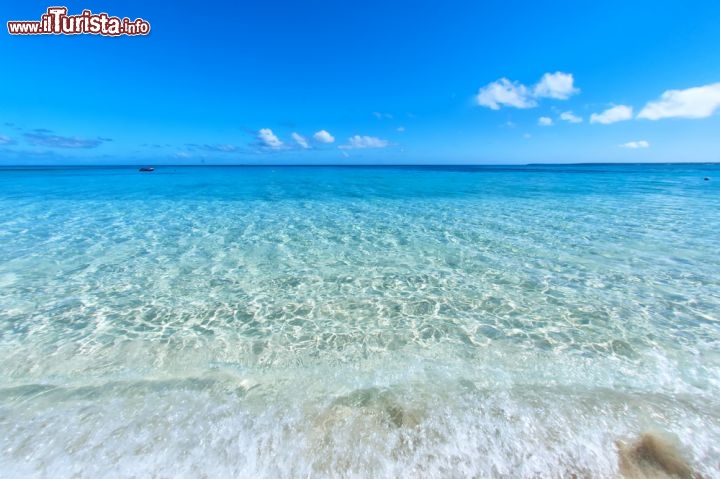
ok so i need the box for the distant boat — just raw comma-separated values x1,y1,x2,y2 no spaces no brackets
139,167,155,172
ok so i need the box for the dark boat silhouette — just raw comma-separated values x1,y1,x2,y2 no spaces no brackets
139,167,155,172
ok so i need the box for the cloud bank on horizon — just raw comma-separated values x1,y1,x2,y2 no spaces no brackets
244,76,720,158
476,74,720,125
246,78,720,156
2,75,718,163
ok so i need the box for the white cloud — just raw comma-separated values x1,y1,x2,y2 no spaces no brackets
291,132,309,149
0,135,13,145
476,78,536,110
373,112,393,119
590,105,633,124
313,130,335,143
475,71,578,110
538,116,553,126
396,126,406,132
637,83,720,120
618,140,650,149
534,72,579,100
523,133,532,139
560,111,583,123
258,128,283,149
620,140,650,149
339,135,389,149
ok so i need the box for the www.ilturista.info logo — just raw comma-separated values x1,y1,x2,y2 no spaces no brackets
7,7,150,36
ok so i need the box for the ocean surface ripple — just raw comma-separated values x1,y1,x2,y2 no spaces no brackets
1,165,719,477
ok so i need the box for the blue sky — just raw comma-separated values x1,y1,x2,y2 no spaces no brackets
1,0,720,164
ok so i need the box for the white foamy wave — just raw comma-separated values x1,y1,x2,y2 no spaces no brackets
1,353,718,478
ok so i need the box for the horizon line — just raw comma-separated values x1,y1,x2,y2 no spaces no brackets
1,161,719,169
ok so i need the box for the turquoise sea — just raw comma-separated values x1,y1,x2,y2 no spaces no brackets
0,164,719,477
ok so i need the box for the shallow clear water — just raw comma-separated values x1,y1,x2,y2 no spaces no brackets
0,164,719,477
